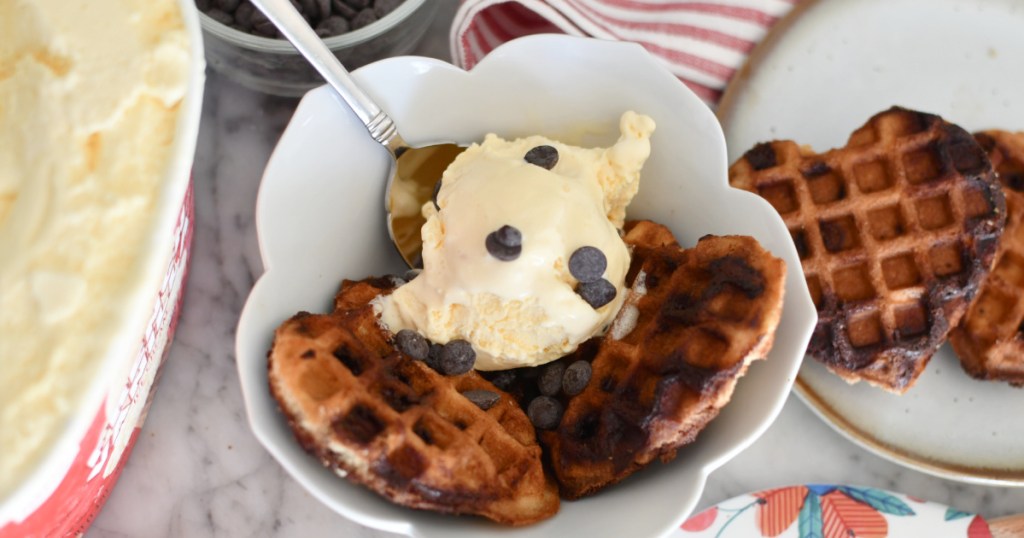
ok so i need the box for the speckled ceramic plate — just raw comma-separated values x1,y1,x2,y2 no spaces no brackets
673,484,996,537
718,0,1024,485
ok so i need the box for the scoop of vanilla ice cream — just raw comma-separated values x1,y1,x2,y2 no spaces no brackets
375,112,655,370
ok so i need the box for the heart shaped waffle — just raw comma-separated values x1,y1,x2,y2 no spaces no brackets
950,130,1024,386
530,221,786,499
268,279,559,526
730,107,1006,393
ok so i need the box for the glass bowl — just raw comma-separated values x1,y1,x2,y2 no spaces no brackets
198,0,437,96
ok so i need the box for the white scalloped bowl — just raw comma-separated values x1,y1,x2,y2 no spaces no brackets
236,34,816,538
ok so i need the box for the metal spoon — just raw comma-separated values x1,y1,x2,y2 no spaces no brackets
248,0,459,267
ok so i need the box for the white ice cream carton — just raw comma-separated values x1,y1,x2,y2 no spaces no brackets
0,1,205,535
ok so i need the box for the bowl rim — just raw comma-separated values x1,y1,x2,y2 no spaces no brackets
236,33,816,537
198,0,429,52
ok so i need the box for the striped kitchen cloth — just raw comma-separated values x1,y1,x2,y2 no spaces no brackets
449,0,799,105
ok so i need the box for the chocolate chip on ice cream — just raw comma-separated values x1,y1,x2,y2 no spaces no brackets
577,278,616,309
486,225,522,261
524,145,559,170
569,246,607,283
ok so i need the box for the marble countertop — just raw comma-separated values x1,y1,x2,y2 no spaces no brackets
89,1,1024,536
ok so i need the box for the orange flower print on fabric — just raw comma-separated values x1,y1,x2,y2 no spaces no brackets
820,490,887,538
755,486,809,536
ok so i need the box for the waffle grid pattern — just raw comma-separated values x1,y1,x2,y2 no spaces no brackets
545,222,785,498
268,292,557,525
952,131,1024,384
730,107,1004,392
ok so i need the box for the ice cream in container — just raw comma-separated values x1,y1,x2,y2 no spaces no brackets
0,0,204,534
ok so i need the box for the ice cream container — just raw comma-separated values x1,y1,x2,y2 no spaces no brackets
0,0,205,535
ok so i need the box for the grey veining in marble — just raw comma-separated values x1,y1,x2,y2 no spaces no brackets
88,1,1024,536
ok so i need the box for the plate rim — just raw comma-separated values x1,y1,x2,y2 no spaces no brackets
715,0,1024,487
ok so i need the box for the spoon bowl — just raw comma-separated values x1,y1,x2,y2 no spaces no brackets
250,0,446,266
387,143,466,266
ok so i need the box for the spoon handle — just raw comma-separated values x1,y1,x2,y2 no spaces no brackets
248,0,400,147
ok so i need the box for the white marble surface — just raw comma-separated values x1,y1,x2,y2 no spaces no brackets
88,2,1024,536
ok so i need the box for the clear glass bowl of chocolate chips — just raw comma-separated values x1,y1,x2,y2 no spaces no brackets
196,0,437,96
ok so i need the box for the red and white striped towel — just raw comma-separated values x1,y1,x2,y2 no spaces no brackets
450,0,799,105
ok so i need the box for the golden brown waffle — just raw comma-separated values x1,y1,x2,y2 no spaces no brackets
539,220,786,499
267,279,559,526
730,107,1006,393
950,130,1024,386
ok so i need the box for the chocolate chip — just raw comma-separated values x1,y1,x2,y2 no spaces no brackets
431,179,442,211
485,225,522,261
234,1,255,29
462,389,500,410
200,0,401,39
524,145,558,170
569,246,607,283
213,0,241,11
316,16,350,37
425,342,443,371
394,329,428,360
250,11,277,36
403,268,422,281
440,340,476,375
537,361,566,396
316,0,332,18
206,8,234,25
562,360,592,396
577,278,616,309
351,7,377,29
374,0,403,18
527,396,563,430
488,370,516,390
331,0,358,18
